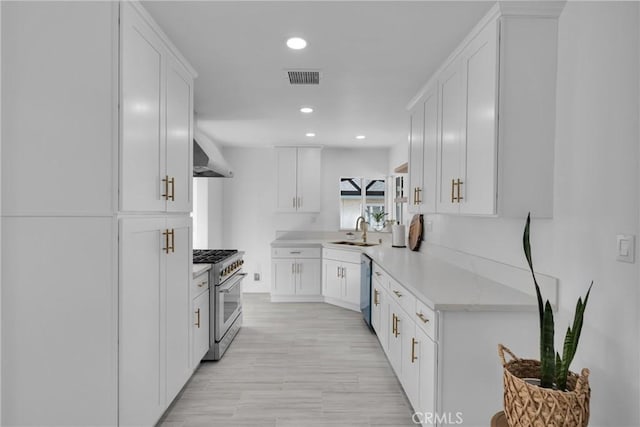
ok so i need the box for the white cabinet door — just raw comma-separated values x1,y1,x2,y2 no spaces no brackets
401,321,420,410
371,282,382,333
416,328,437,424
192,290,210,368
165,217,192,403
272,259,296,295
296,258,321,296
342,261,361,306
372,281,389,352
388,299,404,377
460,21,498,216
408,103,424,212
119,218,166,426
120,2,165,213
275,148,298,212
422,87,439,213
165,55,193,213
322,259,343,299
437,58,464,214
297,148,322,212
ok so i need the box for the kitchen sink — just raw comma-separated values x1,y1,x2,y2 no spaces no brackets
330,240,378,247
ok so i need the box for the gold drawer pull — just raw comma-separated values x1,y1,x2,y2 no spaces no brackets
456,178,463,202
393,290,402,298
195,308,201,328
197,281,207,288
394,316,400,337
374,289,380,306
374,271,382,277
416,312,429,324
411,337,418,363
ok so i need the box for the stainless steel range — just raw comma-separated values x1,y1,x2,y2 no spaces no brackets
193,249,246,360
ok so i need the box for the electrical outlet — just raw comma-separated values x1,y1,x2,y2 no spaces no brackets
616,234,635,263
254,273,261,281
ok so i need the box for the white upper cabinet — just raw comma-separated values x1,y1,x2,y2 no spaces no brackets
275,147,321,213
165,56,194,213
409,4,561,218
408,86,438,214
437,58,464,214
408,103,424,211
120,2,195,214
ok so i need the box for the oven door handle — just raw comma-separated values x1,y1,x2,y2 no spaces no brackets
218,273,247,293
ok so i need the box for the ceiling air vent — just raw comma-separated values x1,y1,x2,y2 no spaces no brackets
287,70,320,85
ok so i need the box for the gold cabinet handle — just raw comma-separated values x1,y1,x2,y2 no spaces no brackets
411,337,418,363
197,281,207,288
374,271,382,277
394,316,400,337
195,308,201,328
416,187,422,204
162,175,170,200
391,313,396,335
162,229,170,254
169,229,175,253
393,290,402,298
374,289,380,306
169,177,175,201
456,178,463,202
416,312,430,324
451,179,455,202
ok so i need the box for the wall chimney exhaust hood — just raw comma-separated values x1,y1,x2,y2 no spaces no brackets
193,129,233,178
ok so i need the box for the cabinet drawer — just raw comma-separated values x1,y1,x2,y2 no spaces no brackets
272,247,321,259
415,299,437,340
192,271,209,298
389,279,416,317
372,263,389,289
323,248,362,264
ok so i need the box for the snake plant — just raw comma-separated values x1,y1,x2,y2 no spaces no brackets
523,214,592,390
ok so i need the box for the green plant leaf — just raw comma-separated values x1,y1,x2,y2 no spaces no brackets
523,213,545,359
540,301,555,388
555,352,563,389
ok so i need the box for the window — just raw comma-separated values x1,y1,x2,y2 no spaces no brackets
339,177,386,230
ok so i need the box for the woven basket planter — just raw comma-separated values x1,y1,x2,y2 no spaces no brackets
498,344,591,427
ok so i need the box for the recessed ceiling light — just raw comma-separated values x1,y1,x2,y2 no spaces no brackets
306,132,316,137
286,37,307,50
300,107,313,114
356,135,366,140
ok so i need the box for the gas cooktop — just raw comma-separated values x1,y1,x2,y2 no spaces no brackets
193,249,238,264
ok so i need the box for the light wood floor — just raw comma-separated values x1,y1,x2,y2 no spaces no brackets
160,293,416,427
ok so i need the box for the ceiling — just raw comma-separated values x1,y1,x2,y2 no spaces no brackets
143,1,495,148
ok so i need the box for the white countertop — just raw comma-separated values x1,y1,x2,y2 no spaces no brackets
271,238,537,312
192,263,211,279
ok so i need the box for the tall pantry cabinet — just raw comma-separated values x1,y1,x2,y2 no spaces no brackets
1,2,197,426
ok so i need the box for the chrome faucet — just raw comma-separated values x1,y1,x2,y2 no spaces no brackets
355,216,369,243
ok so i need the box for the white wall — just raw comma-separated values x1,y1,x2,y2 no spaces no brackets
411,3,639,425
221,147,388,292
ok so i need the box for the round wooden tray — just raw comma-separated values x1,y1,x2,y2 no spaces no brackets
408,214,423,251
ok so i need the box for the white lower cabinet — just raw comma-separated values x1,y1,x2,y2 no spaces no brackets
192,288,210,368
415,328,437,423
322,248,361,311
191,269,210,369
371,280,388,352
271,247,322,301
119,216,192,426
